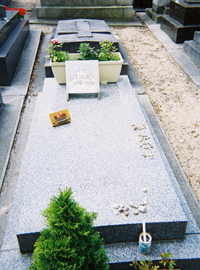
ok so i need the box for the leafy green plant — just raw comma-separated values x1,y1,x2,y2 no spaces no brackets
159,252,176,269
47,39,69,62
130,259,159,270
29,188,109,270
77,39,120,61
98,39,120,61
78,43,98,60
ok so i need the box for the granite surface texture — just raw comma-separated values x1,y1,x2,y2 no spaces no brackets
1,76,191,254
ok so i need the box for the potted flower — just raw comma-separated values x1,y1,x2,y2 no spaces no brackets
130,252,180,270
47,39,123,85
46,39,69,84
76,39,123,84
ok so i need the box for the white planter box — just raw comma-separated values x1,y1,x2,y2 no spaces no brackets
51,52,123,85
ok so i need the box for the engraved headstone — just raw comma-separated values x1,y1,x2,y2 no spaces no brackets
65,60,100,100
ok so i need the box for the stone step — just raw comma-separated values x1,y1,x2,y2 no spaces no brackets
36,5,133,21
194,31,200,45
0,19,29,86
40,0,132,7
1,76,190,254
183,40,200,68
105,234,200,270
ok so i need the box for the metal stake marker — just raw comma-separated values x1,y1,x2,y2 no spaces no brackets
143,222,146,242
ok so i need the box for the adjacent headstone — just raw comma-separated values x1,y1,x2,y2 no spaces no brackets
65,60,100,100
146,0,170,23
160,0,200,43
0,9,29,85
36,0,133,21
183,31,200,68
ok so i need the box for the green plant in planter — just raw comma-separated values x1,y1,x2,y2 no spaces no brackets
130,259,159,270
159,252,176,270
78,43,98,60
130,252,177,270
29,188,109,270
77,39,120,61
98,39,120,61
47,39,69,62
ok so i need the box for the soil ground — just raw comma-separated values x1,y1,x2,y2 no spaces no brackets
5,0,200,203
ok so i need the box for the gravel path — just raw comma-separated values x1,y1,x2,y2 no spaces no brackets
112,26,200,202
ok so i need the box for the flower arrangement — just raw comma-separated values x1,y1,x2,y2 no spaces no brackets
46,39,69,62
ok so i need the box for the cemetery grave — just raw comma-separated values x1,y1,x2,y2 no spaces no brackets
160,0,200,43
0,0,200,268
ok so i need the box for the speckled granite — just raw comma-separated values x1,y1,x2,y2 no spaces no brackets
1,76,190,254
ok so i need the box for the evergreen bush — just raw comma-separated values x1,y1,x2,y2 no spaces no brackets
29,188,109,270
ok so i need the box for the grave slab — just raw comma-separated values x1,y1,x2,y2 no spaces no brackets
53,19,119,52
1,76,190,254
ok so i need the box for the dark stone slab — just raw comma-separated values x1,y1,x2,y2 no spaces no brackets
53,19,119,52
169,0,200,26
160,14,200,43
17,232,40,254
0,5,6,19
0,0,11,5
0,19,29,86
0,10,20,48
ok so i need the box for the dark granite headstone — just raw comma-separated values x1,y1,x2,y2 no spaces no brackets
53,19,118,53
0,9,29,85
0,5,6,19
161,0,200,43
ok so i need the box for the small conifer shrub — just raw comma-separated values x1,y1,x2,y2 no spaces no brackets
29,188,109,270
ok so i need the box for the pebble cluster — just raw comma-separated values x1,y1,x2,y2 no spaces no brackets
132,123,156,158
111,188,149,217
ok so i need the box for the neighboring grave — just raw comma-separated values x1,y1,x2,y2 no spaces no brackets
36,0,133,21
146,0,170,23
0,7,29,85
183,31,200,68
160,0,200,43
